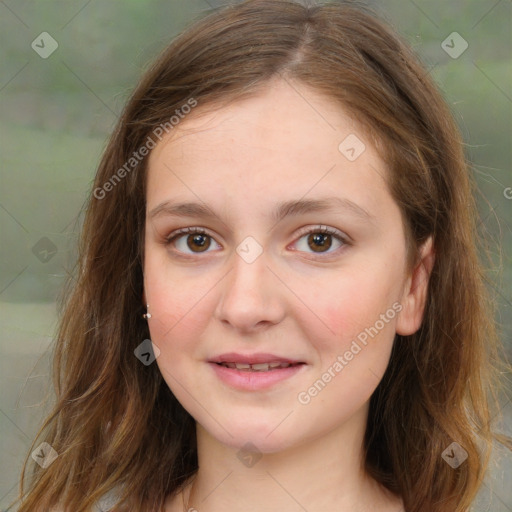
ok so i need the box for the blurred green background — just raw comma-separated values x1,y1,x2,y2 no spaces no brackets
0,0,511,510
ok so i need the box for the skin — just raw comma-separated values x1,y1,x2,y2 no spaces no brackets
143,76,434,512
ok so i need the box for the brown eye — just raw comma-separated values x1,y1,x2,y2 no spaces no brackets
166,227,221,255
307,232,333,253
294,226,346,256
186,233,211,252
166,226,347,258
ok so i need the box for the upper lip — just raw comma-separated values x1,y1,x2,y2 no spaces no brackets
209,352,305,364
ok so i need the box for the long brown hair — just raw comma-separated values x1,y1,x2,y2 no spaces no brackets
12,1,512,511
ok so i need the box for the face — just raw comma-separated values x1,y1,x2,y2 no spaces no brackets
143,77,427,453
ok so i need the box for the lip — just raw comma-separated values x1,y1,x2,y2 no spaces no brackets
208,352,305,365
208,361,307,391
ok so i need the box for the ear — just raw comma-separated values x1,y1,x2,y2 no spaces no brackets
142,290,147,307
395,236,435,336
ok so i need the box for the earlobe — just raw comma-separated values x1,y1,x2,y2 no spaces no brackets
395,236,435,336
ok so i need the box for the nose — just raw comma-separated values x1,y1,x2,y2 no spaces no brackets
214,245,286,333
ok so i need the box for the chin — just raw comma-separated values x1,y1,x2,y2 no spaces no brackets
203,420,299,454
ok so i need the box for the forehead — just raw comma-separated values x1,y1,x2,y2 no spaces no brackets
145,79,391,219
152,80,360,156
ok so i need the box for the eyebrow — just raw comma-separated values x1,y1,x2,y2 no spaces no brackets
148,196,376,226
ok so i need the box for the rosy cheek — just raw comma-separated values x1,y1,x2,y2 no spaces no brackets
320,308,346,339
322,296,365,338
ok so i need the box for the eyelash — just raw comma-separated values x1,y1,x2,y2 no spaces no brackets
164,225,350,258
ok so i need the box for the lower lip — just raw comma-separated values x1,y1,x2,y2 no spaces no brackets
208,362,306,391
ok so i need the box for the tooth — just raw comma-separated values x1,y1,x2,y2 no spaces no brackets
220,361,295,371
251,363,270,371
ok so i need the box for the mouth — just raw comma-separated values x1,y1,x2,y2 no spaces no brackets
213,361,306,372
208,356,307,391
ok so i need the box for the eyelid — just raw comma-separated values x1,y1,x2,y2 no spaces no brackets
165,226,216,244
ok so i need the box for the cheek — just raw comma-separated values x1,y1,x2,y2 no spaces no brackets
143,255,210,350
308,296,397,412
314,271,400,377
320,271,400,338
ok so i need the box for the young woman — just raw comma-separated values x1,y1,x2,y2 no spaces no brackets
13,1,512,511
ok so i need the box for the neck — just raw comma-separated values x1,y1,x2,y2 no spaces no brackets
184,403,400,512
